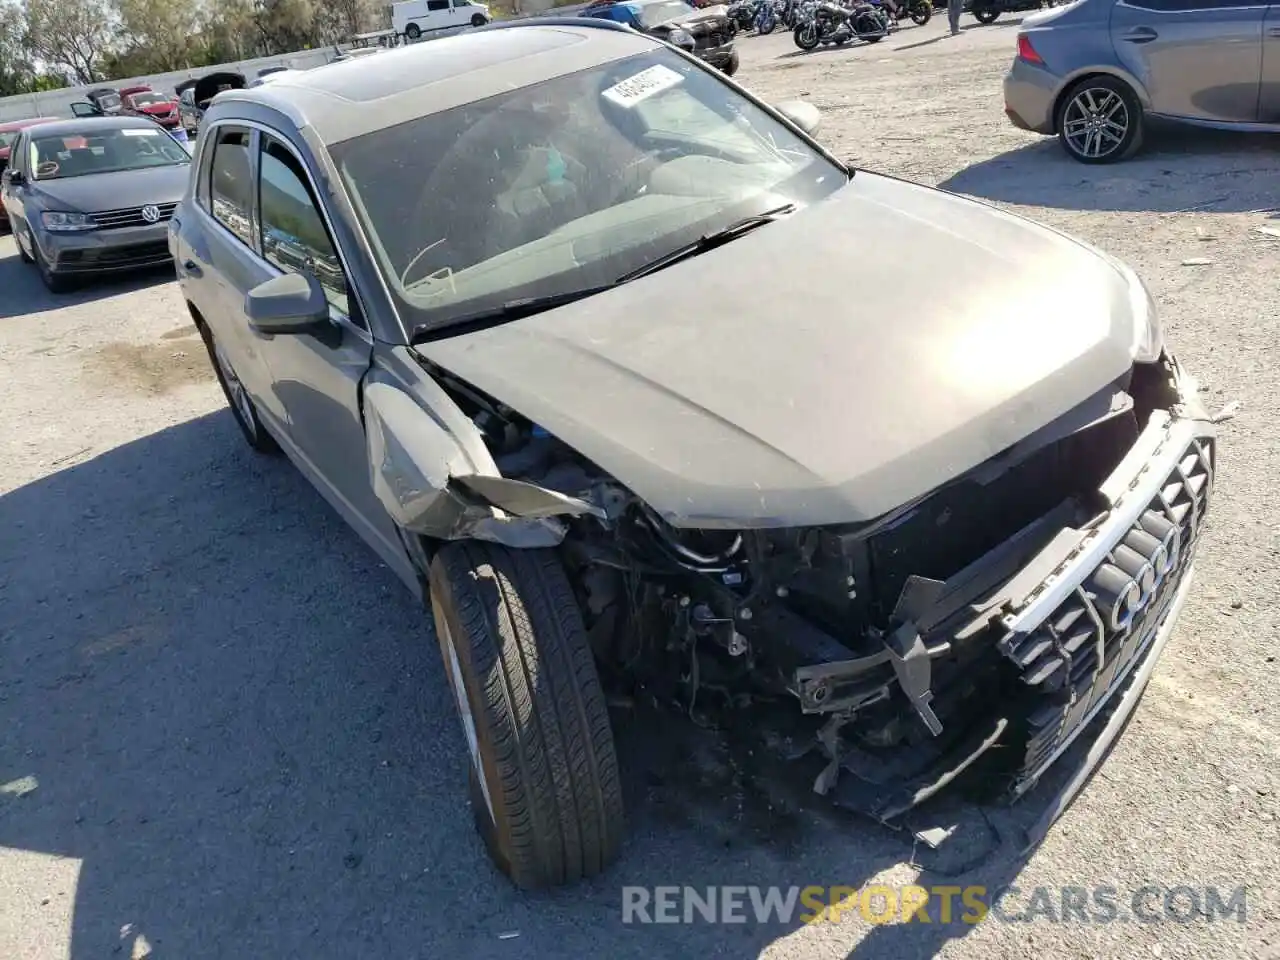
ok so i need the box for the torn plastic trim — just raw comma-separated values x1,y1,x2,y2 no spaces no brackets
999,361,1213,636
364,380,582,548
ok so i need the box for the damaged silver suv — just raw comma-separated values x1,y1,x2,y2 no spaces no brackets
172,18,1217,889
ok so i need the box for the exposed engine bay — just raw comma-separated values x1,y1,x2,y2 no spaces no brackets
387,351,1216,834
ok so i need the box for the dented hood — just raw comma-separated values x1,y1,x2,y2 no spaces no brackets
413,172,1139,529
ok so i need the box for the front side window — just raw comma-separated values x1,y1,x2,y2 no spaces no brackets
258,136,351,317
27,127,189,181
208,127,255,246
332,48,844,337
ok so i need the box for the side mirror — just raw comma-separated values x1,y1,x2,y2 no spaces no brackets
3,169,24,186
70,101,102,117
774,99,822,137
245,272,330,334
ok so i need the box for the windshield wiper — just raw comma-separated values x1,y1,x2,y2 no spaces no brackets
411,284,616,341
616,203,798,284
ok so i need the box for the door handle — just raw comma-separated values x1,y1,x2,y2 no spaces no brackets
1122,26,1157,43
181,259,202,277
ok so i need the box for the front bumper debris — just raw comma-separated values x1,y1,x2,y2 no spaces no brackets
825,358,1214,836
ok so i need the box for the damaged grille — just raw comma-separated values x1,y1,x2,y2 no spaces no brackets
1003,437,1214,789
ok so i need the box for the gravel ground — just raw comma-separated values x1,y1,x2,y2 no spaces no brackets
2,16,1279,960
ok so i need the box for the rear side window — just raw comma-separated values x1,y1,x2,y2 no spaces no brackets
208,127,254,247
428,0,449,9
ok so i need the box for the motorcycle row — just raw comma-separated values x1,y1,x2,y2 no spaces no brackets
726,0,933,50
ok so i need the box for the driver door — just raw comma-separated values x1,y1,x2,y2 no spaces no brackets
248,129,404,566
70,102,103,117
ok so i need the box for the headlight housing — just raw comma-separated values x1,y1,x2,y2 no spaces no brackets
41,211,96,232
1111,258,1164,364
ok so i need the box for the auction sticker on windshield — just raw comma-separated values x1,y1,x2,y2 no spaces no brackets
121,128,161,136
602,64,684,108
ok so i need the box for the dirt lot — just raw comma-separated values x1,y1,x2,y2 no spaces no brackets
2,17,1278,960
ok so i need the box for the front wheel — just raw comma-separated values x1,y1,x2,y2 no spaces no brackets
793,22,820,48
1056,75,1144,164
428,542,625,890
909,0,931,23
15,223,35,263
721,50,741,75
971,0,1000,22
758,16,776,33
470,12,487,25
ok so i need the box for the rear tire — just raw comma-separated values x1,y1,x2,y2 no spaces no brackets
971,0,1000,22
404,22,421,38
429,541,625,890
722,50,741,76
196,319,281,454
909,1,931,23
1056,75,1144,165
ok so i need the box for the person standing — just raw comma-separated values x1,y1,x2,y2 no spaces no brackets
948,0,962,34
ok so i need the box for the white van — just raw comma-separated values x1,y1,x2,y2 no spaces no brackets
391,0,491,39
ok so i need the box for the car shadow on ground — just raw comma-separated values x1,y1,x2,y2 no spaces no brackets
0,410,1111,958
0,243,174,320
940,127,1280,214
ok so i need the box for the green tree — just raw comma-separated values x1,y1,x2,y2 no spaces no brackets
21,0,114,84
114,0,202,71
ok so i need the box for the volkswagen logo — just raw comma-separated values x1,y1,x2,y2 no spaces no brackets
140,204,161,224
1098,520,1183,632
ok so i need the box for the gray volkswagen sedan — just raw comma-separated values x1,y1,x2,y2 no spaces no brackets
1004,0,1280,163
0,115,190,291
174,19,1216,889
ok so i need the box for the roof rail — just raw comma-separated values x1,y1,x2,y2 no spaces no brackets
475,15,637,35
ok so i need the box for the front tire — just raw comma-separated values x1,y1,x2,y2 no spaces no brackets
429,542,624,890
1056,75,1144,164
470,12,487,25
15,223,34,263
721,50,741,76
909,0,931,23
794,22,820,49
32,235,70,293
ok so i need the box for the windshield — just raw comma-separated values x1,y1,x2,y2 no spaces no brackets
634,0,695,26
332,49,844,336
129,93,170,107
29,127,190,180
0,131,22,150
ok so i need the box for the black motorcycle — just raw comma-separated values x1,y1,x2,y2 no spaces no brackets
969,0,1056,23
793,0,890,49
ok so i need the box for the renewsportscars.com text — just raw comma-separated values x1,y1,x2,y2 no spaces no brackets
620,884,1249,926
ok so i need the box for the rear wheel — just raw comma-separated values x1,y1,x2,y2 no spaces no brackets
722,50,741,75
404,22,421,38
429,541,625,890
909,0,931,23
197,320,281,454
971,0,1000,22
1056,75,1144,164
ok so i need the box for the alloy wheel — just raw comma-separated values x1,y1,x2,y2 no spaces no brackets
213,339,258,437
1062,87,1129,161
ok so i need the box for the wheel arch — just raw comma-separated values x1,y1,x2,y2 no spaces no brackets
1051,69,1149,134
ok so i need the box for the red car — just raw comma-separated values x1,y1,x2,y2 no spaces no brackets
121,90,182,130
0,117,61,230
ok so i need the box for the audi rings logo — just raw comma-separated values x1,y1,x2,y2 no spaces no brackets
1102,521,1183,632
140,204,161,224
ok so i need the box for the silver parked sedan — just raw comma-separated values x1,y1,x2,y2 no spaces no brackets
1003,0,1280,163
